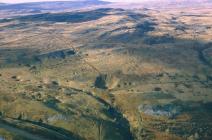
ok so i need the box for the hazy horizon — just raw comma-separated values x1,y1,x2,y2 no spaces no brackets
0,0,147,4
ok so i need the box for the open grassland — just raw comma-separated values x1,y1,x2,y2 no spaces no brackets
0,5,212,140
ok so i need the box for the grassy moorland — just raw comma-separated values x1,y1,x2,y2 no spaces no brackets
0,3,212,140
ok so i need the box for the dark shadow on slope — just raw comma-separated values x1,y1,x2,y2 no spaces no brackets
197,42,212,68
0,23,29,30
84,91,134,140
143,34,175,45
41,86,134,140
38,49,76,60
0,48,76,68
14,9,111,23
78,113,134,140
127,12,150,20
98,20,156,43
96,10,157,42
0,48,41,67
83,11,211,69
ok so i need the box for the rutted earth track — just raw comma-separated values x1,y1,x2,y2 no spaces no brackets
0,118,80,140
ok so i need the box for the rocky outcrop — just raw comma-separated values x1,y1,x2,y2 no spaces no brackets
138,103,182,118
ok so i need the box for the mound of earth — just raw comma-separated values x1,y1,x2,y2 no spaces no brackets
94,74,119,89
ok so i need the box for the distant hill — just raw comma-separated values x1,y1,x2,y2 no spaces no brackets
146,0,212,5
0,0,110,11
125,0,212,8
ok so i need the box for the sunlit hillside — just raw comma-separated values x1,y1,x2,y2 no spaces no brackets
0,0,212,140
